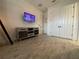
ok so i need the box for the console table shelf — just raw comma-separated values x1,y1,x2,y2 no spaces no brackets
16,28,39,40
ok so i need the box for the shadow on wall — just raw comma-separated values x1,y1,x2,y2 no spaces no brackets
0,26,9,46
0,0,9,46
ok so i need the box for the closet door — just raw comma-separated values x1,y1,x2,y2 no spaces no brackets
47,4,74,39
59,4,74,39
47,8,60,36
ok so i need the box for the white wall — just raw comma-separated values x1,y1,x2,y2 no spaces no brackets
0,0,43,45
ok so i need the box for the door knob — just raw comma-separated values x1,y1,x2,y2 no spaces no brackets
58,26,62,28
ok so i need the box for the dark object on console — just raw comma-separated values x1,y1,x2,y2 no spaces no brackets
16,28,39,40
0,19,13,45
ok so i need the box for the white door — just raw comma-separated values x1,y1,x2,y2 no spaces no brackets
59,4,74,39
47,8,60,36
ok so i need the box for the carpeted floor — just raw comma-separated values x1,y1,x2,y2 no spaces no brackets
0,35,79,59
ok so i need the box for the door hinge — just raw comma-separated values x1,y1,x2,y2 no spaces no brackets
71,33,73,37
72,25,74,27
73,6,75,8
72,15,74,18
72,16,74,17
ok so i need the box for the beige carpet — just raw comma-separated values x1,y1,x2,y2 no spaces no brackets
0,35,79,59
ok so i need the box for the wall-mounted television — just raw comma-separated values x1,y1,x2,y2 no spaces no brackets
23,12,35,23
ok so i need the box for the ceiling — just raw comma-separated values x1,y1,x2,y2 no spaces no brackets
27,0,79,11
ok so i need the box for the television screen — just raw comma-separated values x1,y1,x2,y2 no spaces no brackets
23,12,35,23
